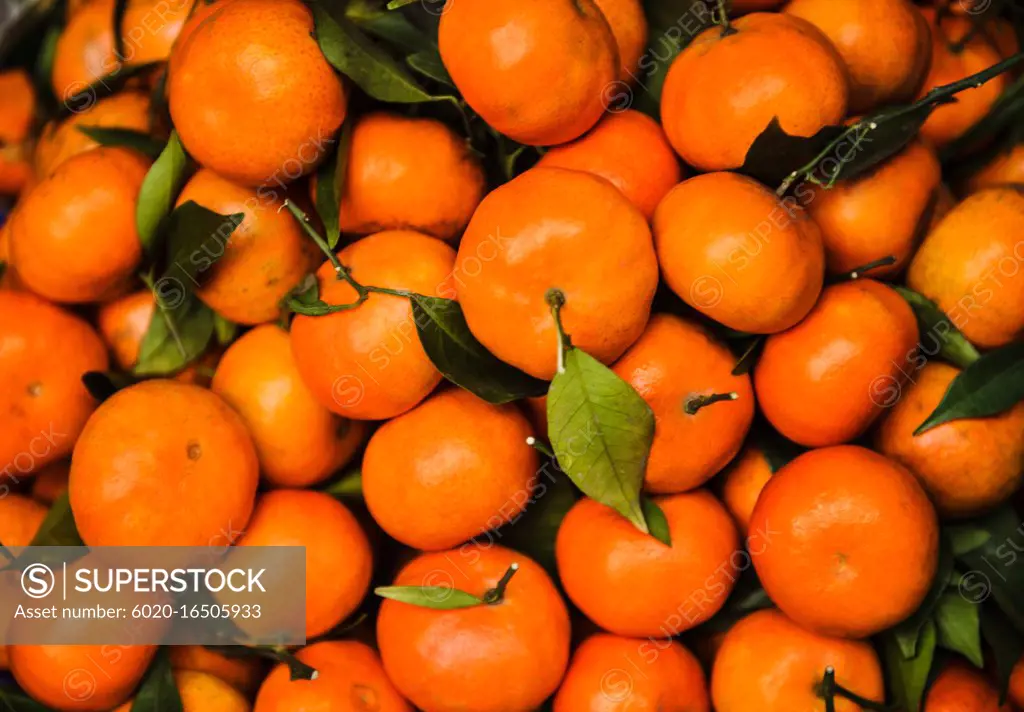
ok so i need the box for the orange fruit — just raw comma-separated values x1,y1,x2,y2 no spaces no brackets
661,13,848,172
336,112,485,242
377,544,570,712
97,289,155,370
876,361,1024,518
718,445,774,535
965,144,1024,193
9,644,156,711
289,230,456,420
119,0,196,65
168,0,346,186
51,0,119,100
115,670,252,712
363,388,537,551
169,646,266,696
212,324,365,488
556,491,740,637
784,0,931,113
592,0,648,81
554,633,710,712
254,640,412,712
754,279,918,447
909,187,1024,349
711,609,884,712
925,662,1011,711
0,494,46,546
30,460,71,505
750,445,939,638
806,139,942,278
0,69,35,195
69,380,259,546
10,146,148,303
34,92,151,179
612,313,755,493
0,291,107,476
536,110,683,220
455,167,658,379
233,490,372,638
654,171,825,333
174,168,318,324
438,0,617,146
1010,655,1024,710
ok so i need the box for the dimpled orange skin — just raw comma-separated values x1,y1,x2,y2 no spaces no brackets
456,167,658,380
363,388,538,551
168,0,346,187
0,291,107,476
807,140,942,278
653,172,825,334
438,0,618,146
908,188,1024,349
925,662,1011,712
537,110,683,220
711,609,884,712
51,0,117,100
612,314,754,494
750,446,938,639
69,380,259,547
660,13,848,172
554,634,710,712
10,645,156,711
0,495,46,547
966,144,1024,193
30,460,71,504
174,168,318,324
290,230,456,420
784,0,931,113
556,492,740,638
255,641,412,712
212,325,366,489
234,490,372,638
0,70,34,194
377,545,570,712
592,0,648,81
97,289,155,370
337,113,485,242
718,446,774,535
754,279,918,447
34,92,151,179
875,362,1024,519
169,646,266,696
10,147,148,303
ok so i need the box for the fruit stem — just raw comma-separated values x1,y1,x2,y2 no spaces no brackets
821,667,838,712
713,0,736,37
818,667,892,712
525,436,555,459
482,563,519,604
684,392,738,415
839,255,898,281
545,288,571,374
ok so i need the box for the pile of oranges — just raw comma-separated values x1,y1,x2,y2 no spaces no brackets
1,0,1024,710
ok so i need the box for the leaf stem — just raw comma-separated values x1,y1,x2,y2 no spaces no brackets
482,563,519,604
684,392,738,415
838,255,898,281
525,436,555,459
545,288,570,375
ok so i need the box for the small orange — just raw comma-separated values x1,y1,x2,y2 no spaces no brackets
168,0,346,186
254,641,412,712
556,491,740,637
750,445,938,638
455,167,658,379
654,171,825,334
0,291,108,476
97,289,155,370
807,139,942,278
711,609,884,712
289,230,456,420
169,646,266,696
51,0,119,101
69,380,259,547
907,187,1024,349
0,494,47,546
965,144,1024,193
661,13,848,172
30,460,71,505
754,279,918,447
377,544,570,712
120,0,196,65
10,147,148,303
336,112,485,241
438,0,617,146
0,70,35,195
876,362,1024,518
592,0,648,81
212,324,365,488
362,388,537,551
554,634,709,712
718,445,774,535
233,490,372,638
925,662,1011,711
537,110,683,220
174,168,318,324
115,670,252,712
612,313,754,493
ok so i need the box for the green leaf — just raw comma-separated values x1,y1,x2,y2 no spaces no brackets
890,534,954,658
30,493,83,547
632,0,713,115
914,341,1024,434
942,72,1024,162
547,348,655,533
374,586,484,609
956,505,1024,631
134,294,215,376
0,688,53,712
498,473,577,576
344,0,435,53
894,287,980,370
81,371,132,403
322,467,362,498
981,605,1024,703
410,295,547,404
945,524,992,557
314,119,351,249
131,649,183,712
885,618,937,712
641,497,671,546
406,51,453,86
213,314,237,346
934,593,983,667
136,131,190,255
283,274,362,317
161,201,244,291
76,126,164,159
